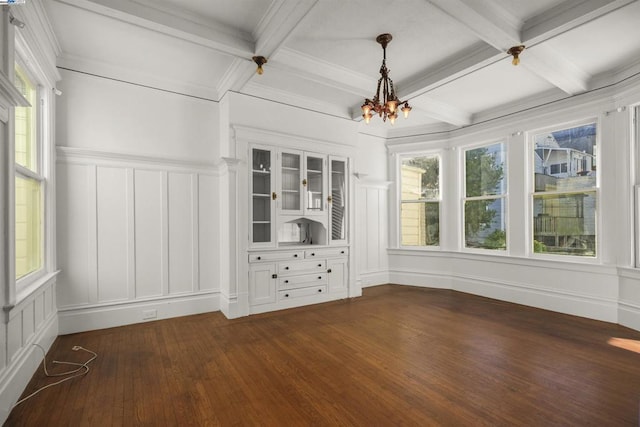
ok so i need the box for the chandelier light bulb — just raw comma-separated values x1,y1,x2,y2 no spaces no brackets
387,99,398,113
401,103,411,119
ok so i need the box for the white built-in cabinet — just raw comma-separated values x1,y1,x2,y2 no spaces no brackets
247,143,350,314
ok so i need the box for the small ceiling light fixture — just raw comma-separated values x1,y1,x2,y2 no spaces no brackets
361,33,411,125
252,56,267,75
8,12,25,29
507,45,525,66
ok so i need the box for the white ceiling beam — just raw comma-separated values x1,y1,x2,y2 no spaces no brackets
426,0,591,95
271,48,372,97
225,0,319,94
408,97,473,127
56,0,254,58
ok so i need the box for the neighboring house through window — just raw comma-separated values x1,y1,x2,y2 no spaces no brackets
400,154,440,247
14,62,43,281
532,122,597,257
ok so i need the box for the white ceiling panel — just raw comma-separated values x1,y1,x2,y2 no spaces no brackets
542,1,640,77
424,58,559,115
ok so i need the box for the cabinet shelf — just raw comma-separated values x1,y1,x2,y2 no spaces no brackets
282,189,298,193
253,221,271,224
307,169,322,174
252,170,271,174
253,193,270,197
282,167,300,171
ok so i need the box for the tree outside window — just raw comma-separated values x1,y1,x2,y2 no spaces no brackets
400,155,440,246
464,143,507,250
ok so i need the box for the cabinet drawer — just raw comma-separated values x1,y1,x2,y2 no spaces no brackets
304,247,349,258
249,251,304,263
279,285,327,300
279,260,326,275
279,273,327,289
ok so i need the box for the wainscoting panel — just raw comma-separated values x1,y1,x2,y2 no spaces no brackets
96,166,129,303
168,172,195,295
0,278,58,422
56,147,220,333
198,174,219,292
56,163,92,307
356,180,390,287
134,169,164,298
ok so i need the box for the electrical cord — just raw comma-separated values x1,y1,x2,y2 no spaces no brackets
12,344,97,408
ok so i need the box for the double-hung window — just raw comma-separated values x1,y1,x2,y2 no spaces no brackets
463,142,507,250
400,154,440,246
532,122,597,257
14,63,43,281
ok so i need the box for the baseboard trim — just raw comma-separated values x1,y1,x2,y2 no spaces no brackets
0,313,58,425
58,292,220,334
388,270,453,289
360,270,391,288
618,301,640,331
452,274,618,323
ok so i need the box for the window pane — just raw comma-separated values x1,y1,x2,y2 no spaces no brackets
533,191,596,257
401,202,439,246
15,65,37,171
533,124,596,192
465,143,506,197
15,176,42,279
465,198,506,250
401,156,439,200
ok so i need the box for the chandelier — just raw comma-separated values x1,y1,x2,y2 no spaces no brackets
361,33,411,125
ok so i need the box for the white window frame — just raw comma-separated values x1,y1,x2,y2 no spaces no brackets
11,31,56,301
529,118,600,261
397,152,442,249
461,140,508,252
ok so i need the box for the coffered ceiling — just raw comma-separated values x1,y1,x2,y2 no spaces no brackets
43,0,640,136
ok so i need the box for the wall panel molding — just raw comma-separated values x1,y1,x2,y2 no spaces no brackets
56,149,220,332
57,146,220,174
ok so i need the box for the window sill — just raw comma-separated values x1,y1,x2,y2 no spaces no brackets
12,270,59,311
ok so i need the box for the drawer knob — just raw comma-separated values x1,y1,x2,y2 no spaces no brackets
294,254,298,258
317,264,322,267
285,293,289,298
311,253,315,256
285,266,289,270
318,289,322,293
257,256,261,260
327,268,332,273
340,251,345,254
272,274,277,279
318,276,322,279
285,280,289,283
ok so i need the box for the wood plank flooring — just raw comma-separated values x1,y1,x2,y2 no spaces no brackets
6,285,640,426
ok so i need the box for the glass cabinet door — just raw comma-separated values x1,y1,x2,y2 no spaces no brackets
329,156,347,243
251,147,275,245
305,154,325,214
279,150,302,214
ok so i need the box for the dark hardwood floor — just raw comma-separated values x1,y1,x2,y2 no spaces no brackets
6,284,640,426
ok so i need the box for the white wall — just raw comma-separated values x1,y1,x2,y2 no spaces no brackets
55,70,221,333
